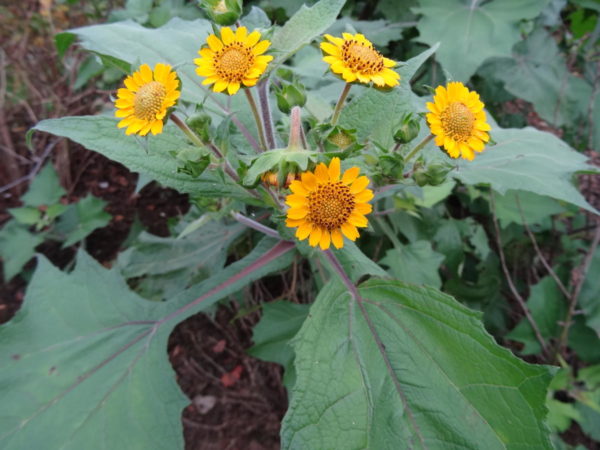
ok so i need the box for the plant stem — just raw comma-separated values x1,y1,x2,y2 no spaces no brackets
331,83,352,126
555,226,600,361
231,212,281,239
490,192,549,358
170,113,240,182
288,106,303,149
244,88,268,151
404,134,434,162
258,79,276,149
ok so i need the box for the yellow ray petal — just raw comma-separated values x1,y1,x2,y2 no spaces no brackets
328,157,340,181
349,176,369,194
319,230,331,250
221,27,235,45
309,227,322,247
331,229,344,249
342,167,360,185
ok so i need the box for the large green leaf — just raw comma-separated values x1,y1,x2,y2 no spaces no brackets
339,44,439,148
414,0,549,81
282,279,554,449
270,0,346,69
380,240,445,288
118,220,244,278
479,29,592,128
0,239,294,449
69,18,212,104
453,126,598,214
34,116,253,202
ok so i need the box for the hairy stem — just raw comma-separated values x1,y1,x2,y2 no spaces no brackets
258,79,277,149
170,113,240,182
331,83,352,126
232,212,281,239
404,134,434,162
288,106,303,149
244,88,268,151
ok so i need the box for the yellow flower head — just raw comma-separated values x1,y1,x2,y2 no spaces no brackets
114,63,180,136
320,33,399,87
194,26,273,95
426,82,491,161
285,157,373,250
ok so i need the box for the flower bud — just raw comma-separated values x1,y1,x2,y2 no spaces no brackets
276,83,307,114
186,113,212,143
413,162,452,187
394,113,421,144
200,0,242,26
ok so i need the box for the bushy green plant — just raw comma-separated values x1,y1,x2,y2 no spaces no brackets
2,0,600,448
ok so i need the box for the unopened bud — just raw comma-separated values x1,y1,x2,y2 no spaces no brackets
186,113,212,143
200,0,242,26
394,113,420,144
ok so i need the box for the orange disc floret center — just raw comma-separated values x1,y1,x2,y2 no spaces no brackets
134,81,166,121
440,102,475,142
308,182,355,230
216,45,254,82
342,41,384,74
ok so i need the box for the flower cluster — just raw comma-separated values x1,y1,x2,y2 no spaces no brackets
112,25,492,249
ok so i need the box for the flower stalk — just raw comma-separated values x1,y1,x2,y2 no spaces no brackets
258,79,277,149
404,134,434,162
170,113,239,182
331,83,352,126
244,88,268,151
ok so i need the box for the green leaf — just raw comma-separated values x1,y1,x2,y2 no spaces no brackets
454,127,599,214
34,116,254,202
546,398,581,432
270,0,346,69
506,277,567,355
414,0,549,80
330,240,388,282
0,221,45,281
69,18,212,104
493,190,566,228
380,240,445,288
54,32,76,58
21,164,66,207
579,247,600,335
55,195,112,247
8,207,42,226
282,279,554,448
0,239,295,449
118,220,244,278
479,29,592,128
339,44,439,148
248,301,310,390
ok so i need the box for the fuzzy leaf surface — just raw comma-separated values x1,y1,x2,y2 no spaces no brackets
282,279,554,449
0,239,294,449
34,116,253,202
415,0,549,80
454,127,598,214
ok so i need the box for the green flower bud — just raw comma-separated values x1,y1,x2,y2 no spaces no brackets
200,0,242,26
412,162,452,187
276,83,306,114
186,113,212,143
394,113,421,144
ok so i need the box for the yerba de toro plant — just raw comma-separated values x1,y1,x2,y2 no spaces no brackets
2,0,599,448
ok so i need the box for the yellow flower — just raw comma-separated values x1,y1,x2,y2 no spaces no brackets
285,157,373,250
426,82,491,161
320,33,399,87
194,26,273,95
114,63,180,136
